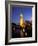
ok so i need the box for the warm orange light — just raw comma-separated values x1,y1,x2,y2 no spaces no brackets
20,13,25,28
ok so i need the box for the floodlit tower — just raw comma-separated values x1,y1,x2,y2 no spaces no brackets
20,13,24,28
20,13,25,37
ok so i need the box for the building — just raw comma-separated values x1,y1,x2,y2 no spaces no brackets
20,13,25,28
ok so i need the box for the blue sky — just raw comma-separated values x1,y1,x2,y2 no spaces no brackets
10,6,32,24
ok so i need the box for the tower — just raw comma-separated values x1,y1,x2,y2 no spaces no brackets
20,13,25,37
20,13,24,28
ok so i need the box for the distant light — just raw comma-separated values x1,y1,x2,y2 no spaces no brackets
23,29,25,32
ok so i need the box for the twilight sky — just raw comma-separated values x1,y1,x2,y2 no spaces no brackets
10,6,32,24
